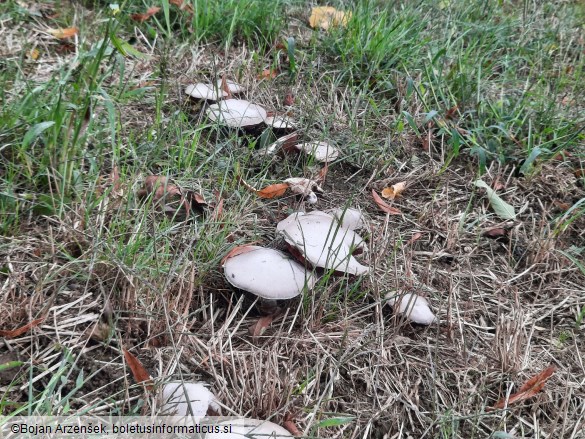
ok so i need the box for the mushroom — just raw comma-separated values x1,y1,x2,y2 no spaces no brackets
185,83,227,101
294,141,340,162
329,207,365,230
160,382,220,416
277,211,368,275
207,99,267,128
223,246,316,300
284,177,324,204
265,115,297,130
385,292,437,325
206,418,292,438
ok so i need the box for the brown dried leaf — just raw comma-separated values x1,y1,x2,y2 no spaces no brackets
169,0,193,13
483,228,508,239
258,69,278,79
0,318,45,338
139,176,190,218
381,181,406,199
211,197,223,221
220,74,232,99
372,190,402,215
492,366,556,409
284,93,295,106
445,104,459,120
123,348,153,390
282,420,302,436
406,232,423,246
131,6,161,22
256,183,289,199
221,244,258,265
248,315,274,337
111,165,121,193
47,27,78,39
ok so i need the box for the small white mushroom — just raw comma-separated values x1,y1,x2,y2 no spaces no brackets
160,382,220,416
185,83,227,101
278,212,368,275
385,292,437,325
265,115,297,130
216,79,244,94
330,207,365,230
294,141,340,162
223,246,316,299
206,418,292,439
207,99,267,128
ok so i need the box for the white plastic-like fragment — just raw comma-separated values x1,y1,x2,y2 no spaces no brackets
295,141,340,162
206,418,292,439
216,79,244,94
223,246,315,299
161,382,220,416
265,115,296,130
277,212,368,275
185,83,227,101
385,293,437,325
207,99,267,128
330,208,365,230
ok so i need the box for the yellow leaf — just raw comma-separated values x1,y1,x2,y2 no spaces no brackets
381,181,406,199
28,48,40,60
47,27,78,39
309,6,350,31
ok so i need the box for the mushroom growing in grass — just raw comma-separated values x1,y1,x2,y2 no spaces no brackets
294,140,340,162
207,99,267,128
206,418,292,438
277,211,368,275
223,245,316,309
160,382,220,416
185,83,228,101
329,207,365,231
385,292,437,325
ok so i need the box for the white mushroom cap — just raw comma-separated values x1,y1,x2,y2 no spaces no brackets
294,141,340,162
216,79,244,94
330,207,365,230
385,293,437,325
206,418,292,438
276,211,334,233
185,83,227,101
223,246,316,299
265,115,297,130
277,212,368,275
160,382,220,416
207,99,267,128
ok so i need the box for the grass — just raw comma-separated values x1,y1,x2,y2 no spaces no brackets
1,0,584,437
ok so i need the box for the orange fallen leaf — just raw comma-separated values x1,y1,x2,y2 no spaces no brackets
406,232,423,246
169,0,193,13
372,190,402,215
317,163,329,183
221,244,258,265
248,315,274,337
131,6,161,22
0,318,45,338
28,48,40,60
258,68,278,80
381,181,406,200
256,183,289,199
220,74,232,98
309,6,351,30
492,365,556,410
123,348,153,390
282,419,302,436
47,27,78,39
445,104,459,120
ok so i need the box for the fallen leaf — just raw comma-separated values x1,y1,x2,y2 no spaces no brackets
220,74,232,99
123,348,153,390
381,181,406,199
47,27,78,39
483,228,508,239
111,165,121,193
317,163,329,183
284,93,295,106
256,183,290,199
492,366,556,409
169,0,193,13
309,6,350,30
258,69,278,79
553,200,571,211
371,190,402,215
248,315,274,337
406,232,423,246
474,180,516,220
445,104,459,120
0,318,45,338
282,419,302,436
28,48,40,60
221,244,258,265
131,6,161,22
211,197,223,221
138,176,190,219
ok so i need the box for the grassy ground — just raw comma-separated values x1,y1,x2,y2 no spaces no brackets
1,0,584,437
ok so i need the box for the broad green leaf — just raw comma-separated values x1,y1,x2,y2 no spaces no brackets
22,121,55,149
474,180,516,220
